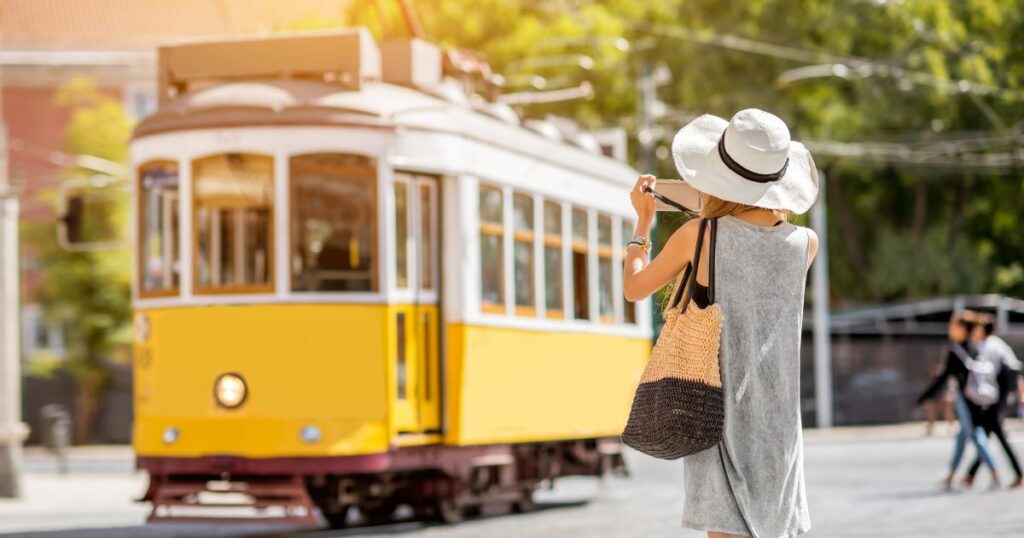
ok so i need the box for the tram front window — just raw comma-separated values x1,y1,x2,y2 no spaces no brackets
193,153,274,293
290,154,376,292
138,160,180,296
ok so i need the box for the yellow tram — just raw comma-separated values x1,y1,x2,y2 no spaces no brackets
131,29,652,526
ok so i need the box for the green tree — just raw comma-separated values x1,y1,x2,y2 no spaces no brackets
24,77,132,443
298,1,1024,304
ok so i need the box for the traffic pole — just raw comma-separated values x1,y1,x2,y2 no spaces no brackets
0,85,29,498
810,169,833,428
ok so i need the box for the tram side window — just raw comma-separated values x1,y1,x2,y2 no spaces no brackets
479,184,504,312
138,161,180,296
543,200,564,319
571,208,590,320
290,154,377,292
394,179,410,289
418,182,435,291
193,153,274,293
621,219,637,324
512,192,535,315
597,214,615,323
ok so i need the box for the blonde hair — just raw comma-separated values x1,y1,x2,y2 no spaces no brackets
659,194,788,314
699,194,788,220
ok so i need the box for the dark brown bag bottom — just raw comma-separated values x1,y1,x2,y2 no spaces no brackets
621,377,725,460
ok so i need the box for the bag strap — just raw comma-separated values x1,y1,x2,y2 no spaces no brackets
680,218,709,314
708,218,718,304
951,343,972,366
668,262,691,309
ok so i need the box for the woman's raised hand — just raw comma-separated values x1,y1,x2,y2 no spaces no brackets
630,175,656,231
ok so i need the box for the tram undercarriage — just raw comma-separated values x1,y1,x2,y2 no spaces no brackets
140,438,627,528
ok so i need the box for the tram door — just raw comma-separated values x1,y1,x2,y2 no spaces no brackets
392,173,441,434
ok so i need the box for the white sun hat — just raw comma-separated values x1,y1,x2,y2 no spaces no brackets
671,108,819,214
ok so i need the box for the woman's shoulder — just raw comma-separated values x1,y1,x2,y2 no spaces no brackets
667,218,702,246
800,225,819,263
660,218,702,261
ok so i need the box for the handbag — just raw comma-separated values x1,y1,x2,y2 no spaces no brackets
951,343,1000,408
621,218,724,460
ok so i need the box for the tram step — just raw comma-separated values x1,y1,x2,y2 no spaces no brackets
147,476,320,526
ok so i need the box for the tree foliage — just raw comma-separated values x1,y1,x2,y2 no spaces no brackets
339,0,1024,304
24,77,132,442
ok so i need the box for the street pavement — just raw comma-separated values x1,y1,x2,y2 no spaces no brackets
2,421,1024,537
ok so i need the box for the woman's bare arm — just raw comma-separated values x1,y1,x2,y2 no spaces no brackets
806,228,819,269
621,174,699,302
623,219,699,302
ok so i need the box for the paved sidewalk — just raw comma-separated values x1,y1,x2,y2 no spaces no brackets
2,421,1023,537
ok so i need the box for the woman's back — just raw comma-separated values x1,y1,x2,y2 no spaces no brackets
682,215,812,538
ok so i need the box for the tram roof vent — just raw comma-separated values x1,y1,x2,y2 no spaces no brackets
524,119,563,141
157,28,381,103
591,128,629,161
381,38,443,90
545,115,602,155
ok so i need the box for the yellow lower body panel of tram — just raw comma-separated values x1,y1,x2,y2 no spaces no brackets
133,303,414,458
133,303,649,459
443,323,650,446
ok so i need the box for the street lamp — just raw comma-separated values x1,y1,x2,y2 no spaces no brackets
776,63,857,87
55,153,130,252
534,35,631,53
505,54,595,74
45,150,129,178
499,81,594,105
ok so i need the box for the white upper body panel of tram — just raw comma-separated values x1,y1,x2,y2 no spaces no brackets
132,78,638,215
129,30,652,336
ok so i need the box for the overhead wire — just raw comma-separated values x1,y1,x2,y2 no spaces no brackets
636,21,1024,101
628,20,1024,171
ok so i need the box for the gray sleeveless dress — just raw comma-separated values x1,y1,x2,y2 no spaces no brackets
681,215,812,538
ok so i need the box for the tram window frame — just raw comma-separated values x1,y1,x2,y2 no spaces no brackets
289,153,378,293
192,153,275,295
392,172,438,293
137,160,181,298
394,175,411,290
542,199,564,319
570,207,590,321
597,213,615,324
620,218,638,324
478,183,505,313
418,180,437,292
512,191,536,316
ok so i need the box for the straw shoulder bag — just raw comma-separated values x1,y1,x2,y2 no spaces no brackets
621,217,724,460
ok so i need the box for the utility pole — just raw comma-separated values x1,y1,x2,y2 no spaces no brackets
0,68,29,498
810,170,833,428
636,62,655,174
636,61,671,175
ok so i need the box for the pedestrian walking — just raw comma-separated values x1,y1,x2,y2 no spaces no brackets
916,311,1000,490
963,313,1024,489
921,359,956,436
623,109,820,538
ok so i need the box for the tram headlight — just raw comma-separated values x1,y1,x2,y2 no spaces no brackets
162,426,179,445
214,373,247,409
300,425,322,444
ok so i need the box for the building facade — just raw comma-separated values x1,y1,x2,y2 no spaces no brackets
0,0,352,363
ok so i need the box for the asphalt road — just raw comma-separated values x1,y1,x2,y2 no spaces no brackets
3,421,1024,538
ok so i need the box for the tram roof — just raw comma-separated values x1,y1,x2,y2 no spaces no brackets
133,79,637,185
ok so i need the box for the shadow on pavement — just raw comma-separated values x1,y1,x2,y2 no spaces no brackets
863,489,956,501
293,500,591,536
0,500,591,538
0,525,308,538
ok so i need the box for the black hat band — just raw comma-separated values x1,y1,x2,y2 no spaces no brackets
717,134,789,184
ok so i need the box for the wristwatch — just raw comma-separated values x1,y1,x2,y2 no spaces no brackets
626,235,651,254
